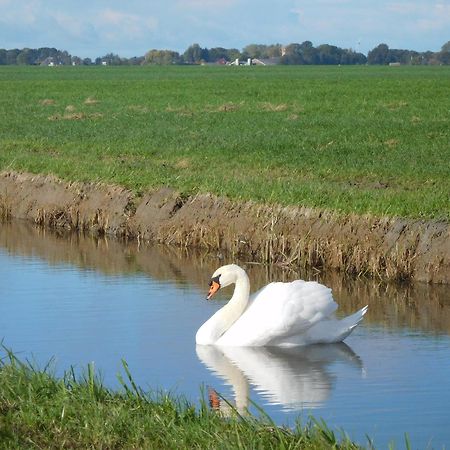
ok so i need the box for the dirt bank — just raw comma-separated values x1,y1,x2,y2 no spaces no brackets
1,171,449,283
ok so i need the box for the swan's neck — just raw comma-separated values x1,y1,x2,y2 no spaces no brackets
221,271,250,328
196,270,250,345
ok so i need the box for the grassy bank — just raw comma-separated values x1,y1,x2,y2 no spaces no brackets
0,350,364,449
0,65,449,220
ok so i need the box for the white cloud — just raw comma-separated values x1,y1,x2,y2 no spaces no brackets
98,8,158,40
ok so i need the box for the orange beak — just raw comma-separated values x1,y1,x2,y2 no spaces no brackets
206,280,220,300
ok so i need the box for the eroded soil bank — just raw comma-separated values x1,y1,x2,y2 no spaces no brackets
1,171,449,283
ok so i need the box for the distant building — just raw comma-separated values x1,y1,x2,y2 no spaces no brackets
40,57,55,66
252,57,281,65
227,57,281,66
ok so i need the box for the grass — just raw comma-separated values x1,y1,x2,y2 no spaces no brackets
0,348,363,449
0,65,449,220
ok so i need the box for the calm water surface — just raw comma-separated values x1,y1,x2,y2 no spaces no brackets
1,221,449,449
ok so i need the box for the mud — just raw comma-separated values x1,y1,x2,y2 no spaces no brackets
1,171,449,283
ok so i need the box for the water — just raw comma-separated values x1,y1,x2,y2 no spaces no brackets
1,221,449,449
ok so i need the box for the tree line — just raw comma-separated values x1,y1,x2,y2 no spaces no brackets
1,41,450,66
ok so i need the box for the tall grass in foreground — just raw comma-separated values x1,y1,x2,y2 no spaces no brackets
0,348,363,449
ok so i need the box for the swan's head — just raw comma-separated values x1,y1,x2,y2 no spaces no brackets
206,264,245,300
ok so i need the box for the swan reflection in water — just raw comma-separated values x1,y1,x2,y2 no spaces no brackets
196,343,364,415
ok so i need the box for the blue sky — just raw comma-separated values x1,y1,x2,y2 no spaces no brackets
1,0,449,58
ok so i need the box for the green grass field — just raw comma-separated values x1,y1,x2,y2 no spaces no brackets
0,65,449,219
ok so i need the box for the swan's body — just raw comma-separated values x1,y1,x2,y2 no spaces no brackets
196,264,367,347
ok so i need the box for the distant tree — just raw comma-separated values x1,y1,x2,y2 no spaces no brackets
98,53,123,65
439,52,450,65
243,44,282,59
280,43,305,64
316,44,342,64
6,49,20,65
144,49,181,65
207,47,229,62
439,41,450,64
243,44,264,58
16,48,36,65
367,44,435,65
183,43,207,64
2,41,446,67
281,41,367,65
34,47,58,64
340,49,367,65
0,47,86,65
441,41,450,53
367,44,390,64
226,48,241,62
281,41,320,64
299,41,318,64
59,50,72,65
128,56,145,65
266,44,282,58
71,56,83,65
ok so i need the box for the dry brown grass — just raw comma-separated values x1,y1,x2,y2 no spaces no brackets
84,97,99,105
88,112,104,120
216,102,241,112
0,202,11,220
165,105,194,116
128,105,150,113
260,102,289,112
175,158,191,169
383,100,408,111
39,99,56,106
34,206,110,235
384,138,399,148
48,112,103,121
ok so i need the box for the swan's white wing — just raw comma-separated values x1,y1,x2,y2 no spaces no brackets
216,280,337,346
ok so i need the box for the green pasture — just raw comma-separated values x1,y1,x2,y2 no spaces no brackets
0,65,449,219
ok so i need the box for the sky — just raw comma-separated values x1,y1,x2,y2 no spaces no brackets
0,0,449,59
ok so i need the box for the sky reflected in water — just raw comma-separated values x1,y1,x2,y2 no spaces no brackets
1,221,449,449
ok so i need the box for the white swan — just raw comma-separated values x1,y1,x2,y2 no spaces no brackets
196,264,368,347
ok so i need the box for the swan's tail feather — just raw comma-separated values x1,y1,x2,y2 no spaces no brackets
286,305,368,346
344,305,368,327
332,305,368,342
